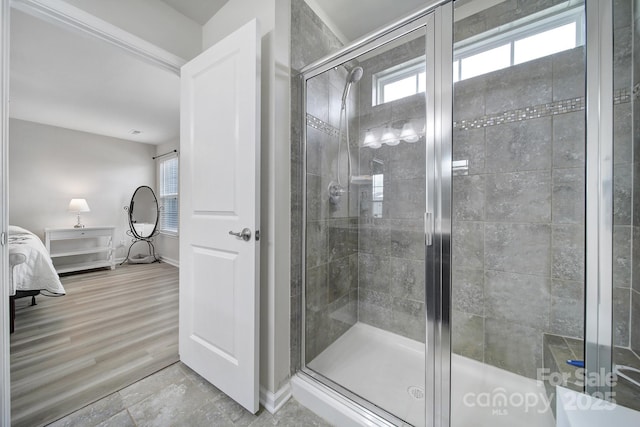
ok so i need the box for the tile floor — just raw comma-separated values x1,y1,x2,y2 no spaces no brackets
48,362,332,427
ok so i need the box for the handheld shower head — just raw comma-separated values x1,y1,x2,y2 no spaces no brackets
347,66,364,83
341,66,364,107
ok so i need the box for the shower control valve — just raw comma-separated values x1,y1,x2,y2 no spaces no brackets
328,181,346,205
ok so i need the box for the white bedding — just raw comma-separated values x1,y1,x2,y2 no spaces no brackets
8,225,65,297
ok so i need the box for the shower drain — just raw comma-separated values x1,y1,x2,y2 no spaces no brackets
407,386,425,400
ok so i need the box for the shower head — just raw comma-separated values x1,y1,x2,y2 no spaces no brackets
347,66,364,83
341,66,364,107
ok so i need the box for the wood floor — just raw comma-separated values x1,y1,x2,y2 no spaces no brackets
10,262,179,427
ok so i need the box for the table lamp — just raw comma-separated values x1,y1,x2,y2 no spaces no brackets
68,198,90,228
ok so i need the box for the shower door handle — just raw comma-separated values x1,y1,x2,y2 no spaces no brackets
229,228,252,241
424,212,433,246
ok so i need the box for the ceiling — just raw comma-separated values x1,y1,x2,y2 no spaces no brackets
160,0,229,25
9,9,180,145
304,0,429,42
8,0,498,147
8,0,227,145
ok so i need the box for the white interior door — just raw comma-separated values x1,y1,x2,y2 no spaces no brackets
179,18,261,413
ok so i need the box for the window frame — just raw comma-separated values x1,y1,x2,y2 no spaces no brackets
372,2,585,105
453,3,585,82
157,153,179,236
373,56,426,106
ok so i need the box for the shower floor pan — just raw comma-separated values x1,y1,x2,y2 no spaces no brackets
307,322,554,427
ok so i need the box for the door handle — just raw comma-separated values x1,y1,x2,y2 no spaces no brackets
229,228,252,241
425,212,433,246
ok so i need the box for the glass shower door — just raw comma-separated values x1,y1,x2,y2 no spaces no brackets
301,14,435,427
450,1,586,426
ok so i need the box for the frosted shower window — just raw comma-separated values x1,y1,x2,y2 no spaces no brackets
513,22,577,64
459,43,510,80
453,2,584,82
373,57,426,105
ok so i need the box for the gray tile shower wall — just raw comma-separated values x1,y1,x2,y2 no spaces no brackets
612,0,635,350
353,35,427,342
304,68,361,362
451,0,638,379
631,0,640,355
290,0,360,367
451,46,588,379
452,0,571,44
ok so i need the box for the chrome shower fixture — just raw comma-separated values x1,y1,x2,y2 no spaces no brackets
341,66,363,108
330,65,364,206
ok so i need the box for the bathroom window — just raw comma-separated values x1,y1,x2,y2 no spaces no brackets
373,1,584,100
158,154,179,235
453,2,584,82
373,57,426,106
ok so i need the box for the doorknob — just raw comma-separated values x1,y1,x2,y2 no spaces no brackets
229,228,252,241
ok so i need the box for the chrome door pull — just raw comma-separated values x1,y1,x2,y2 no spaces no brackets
425,212,433,246
229,228,252,241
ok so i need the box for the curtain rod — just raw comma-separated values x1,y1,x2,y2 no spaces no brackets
153,149,178,160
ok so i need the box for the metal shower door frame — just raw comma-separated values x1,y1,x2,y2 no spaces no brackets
426,4,453,427
584,0,614,398
298,1,454,426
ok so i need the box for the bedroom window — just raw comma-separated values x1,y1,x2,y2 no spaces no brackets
158,154,179,235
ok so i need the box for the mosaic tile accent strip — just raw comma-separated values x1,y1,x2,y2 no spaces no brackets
306,114,340,138
614,87,632,104
455,97,585,130
455,89,632,131
307,91,633,134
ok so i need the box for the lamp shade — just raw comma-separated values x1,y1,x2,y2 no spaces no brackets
68,198,90,213
400,121,419,143
362,128,381,149
381,126,399,146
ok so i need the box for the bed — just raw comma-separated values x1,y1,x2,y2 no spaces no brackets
8,225,65,333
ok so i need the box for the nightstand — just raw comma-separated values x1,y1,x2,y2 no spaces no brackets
45,226,116,274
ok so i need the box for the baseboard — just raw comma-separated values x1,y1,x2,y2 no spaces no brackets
158,256,179,267
260,382,292,414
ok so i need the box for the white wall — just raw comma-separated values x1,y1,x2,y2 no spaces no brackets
154,140,179,266
8,119,156,260
202,0,274,49
63,0,201,60
203,0,292,400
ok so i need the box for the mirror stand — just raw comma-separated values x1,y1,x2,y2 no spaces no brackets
121,225,160,264
121,185,161,265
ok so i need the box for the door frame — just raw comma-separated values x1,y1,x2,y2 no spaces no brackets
0,1,185,423
1,0,11,424
427,3,452,427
